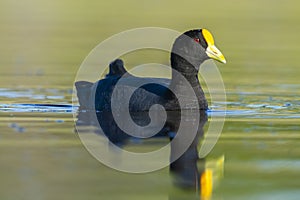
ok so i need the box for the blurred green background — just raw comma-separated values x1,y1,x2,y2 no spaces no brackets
0,0,300,200
1,0,299,88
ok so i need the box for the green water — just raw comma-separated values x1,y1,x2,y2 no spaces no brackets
1,0,300,199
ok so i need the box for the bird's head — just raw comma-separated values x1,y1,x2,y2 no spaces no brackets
185,29,226,64
171,29,226,73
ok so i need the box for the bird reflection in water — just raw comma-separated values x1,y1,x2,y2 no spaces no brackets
75,107,224,200
168,110,224,200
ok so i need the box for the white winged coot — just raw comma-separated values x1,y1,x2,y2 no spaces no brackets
75,29,226,144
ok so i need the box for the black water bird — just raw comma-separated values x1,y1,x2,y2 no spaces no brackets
75,29,226,144
76,29,225,111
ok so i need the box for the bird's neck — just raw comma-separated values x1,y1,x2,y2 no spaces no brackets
169,60,208,110
170,71,199,88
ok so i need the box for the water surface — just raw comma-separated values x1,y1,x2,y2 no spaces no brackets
1,0,300,199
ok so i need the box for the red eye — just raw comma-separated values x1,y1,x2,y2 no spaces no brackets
194,38,200,43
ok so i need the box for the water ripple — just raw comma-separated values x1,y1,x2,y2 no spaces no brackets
0,103,299,119
0,104,75,113
0,88,299,118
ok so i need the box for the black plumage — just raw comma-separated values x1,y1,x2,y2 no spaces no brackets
75,29,225,144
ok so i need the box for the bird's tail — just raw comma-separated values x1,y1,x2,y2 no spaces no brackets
75,81,93,110
75,59,127,109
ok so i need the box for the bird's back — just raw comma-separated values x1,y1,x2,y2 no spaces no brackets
76,59,175,112
94,76,172,112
